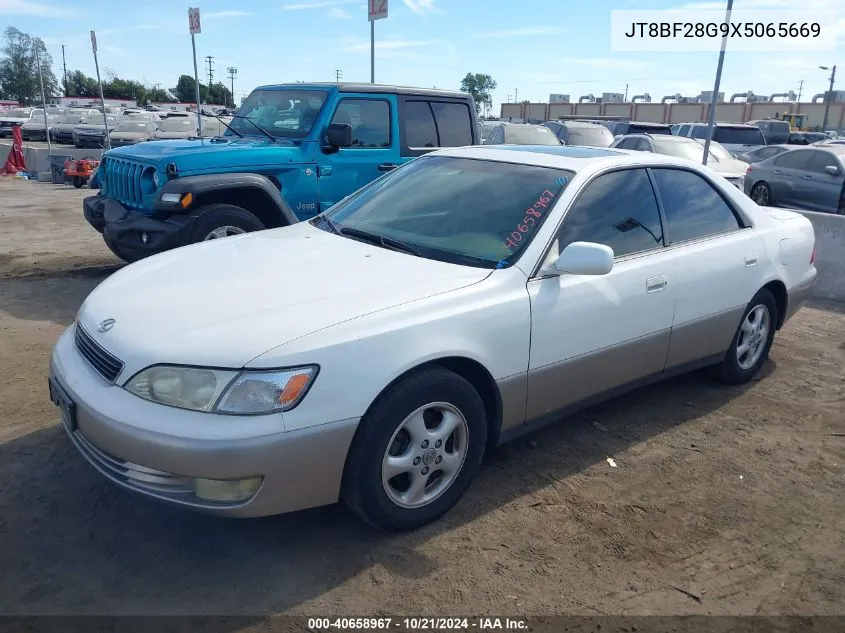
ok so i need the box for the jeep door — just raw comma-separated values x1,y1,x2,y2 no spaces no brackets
317,94,399,212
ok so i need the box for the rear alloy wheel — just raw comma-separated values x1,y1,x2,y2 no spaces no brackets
187,203,265,244
750,182,772,206
713,288,777,385
342,367,487,532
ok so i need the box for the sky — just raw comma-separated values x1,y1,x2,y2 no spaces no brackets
0,0,842,110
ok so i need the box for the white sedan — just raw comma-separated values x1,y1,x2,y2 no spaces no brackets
48,146,817,531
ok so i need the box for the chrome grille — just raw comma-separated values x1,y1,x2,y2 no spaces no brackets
73,431,193,495
103,157,146,208
74,324,124,383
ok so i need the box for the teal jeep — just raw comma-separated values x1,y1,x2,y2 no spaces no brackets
83,83,480,262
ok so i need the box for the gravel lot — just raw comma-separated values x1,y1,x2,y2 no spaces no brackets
0,177,843,618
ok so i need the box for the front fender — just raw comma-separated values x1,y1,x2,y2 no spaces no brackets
153,173,299,225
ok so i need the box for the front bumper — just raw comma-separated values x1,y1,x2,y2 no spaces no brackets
74,134,106,147
48,327,359,517
83,195,193,258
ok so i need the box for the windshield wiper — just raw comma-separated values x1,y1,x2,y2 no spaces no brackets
231,115,275,141
206,113,243,138
317,214,340,234
337,226,421,257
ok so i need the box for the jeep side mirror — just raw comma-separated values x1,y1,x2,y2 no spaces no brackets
326,123,352,148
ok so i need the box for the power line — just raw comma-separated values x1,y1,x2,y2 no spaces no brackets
227,66,237,107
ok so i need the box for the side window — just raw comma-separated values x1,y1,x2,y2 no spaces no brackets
431,101,473,147
402,100,437,148
691,125,707,139
636,138,653,151
331,98,390,148
808,150,837,174
679,124,690,136
617,137,637,149
651,168,741,243
775,151,813,170
554,168,664,258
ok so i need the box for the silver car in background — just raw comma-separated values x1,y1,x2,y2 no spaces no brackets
744,144,845,214
109,120,158,147
482,122,562,145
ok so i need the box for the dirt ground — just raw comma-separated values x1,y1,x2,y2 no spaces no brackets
0,177,843,619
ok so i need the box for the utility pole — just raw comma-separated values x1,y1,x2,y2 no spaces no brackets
624,82,629,102
226,66,237,107
820,65,836,132
205,55,214,105
795,79,804,111
514,87,518,102
61,44,68,97
335,69,343,82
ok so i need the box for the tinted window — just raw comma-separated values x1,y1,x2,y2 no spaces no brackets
616,137,638,149
503,125,560,145
775,151,814,169
331,98,390,148
567,126,614,147
403,100,437,148
679,124,690,136
713,126,765,145
555,169,663,258
323,155,574,266
629,124,671,135
809,150,839,173
543,122,563,138
690,126,707,139
636,138,653,151
652,168,741,242
431,102,472,147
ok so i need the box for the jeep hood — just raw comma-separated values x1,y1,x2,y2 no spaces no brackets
76,222,491,371
106,136,307,172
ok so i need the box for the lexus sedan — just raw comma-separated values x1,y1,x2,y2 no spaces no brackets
73,115,119,148
49,146,816,531
482,122,561,145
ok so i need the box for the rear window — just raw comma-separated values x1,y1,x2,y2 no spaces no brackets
504,125,560,145
628,124,671,135
713,126,765,145
567,126,614,147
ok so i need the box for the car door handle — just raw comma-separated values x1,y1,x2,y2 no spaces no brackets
745,255,758,266
646,276,668,293
377,163,398,172
801,175,813,180
773,170,781,174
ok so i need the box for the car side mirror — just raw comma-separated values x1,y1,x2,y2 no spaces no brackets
549,241,614,276
326,123,352,149
824,165,839,176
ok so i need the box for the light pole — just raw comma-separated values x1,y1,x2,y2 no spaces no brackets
819,65,836,132
702,0,733,166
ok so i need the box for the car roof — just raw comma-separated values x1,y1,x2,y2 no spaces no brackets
551,120,609,128
432,144,706,172
253,82,472,99
812,143,845,154
621,121,671,127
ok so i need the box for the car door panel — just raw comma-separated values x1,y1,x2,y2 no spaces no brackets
525,167,675,421
808,151,844,212
526,252,676,420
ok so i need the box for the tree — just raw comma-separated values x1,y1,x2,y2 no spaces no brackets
66,69,99,98
0,27,59,105
460,72,497,114
173,74,208,104
147,87,175,104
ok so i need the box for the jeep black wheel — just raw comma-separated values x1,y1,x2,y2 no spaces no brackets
187,203,265,243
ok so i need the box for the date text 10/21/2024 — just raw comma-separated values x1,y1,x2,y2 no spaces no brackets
503,178,568,251
307,617,529,630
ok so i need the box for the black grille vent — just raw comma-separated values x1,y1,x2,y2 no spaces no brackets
74,325,124,383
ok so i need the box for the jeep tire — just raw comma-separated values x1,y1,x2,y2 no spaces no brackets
187,203,266,243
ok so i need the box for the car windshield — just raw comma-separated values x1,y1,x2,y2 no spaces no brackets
114,121,152,132
504,125,560,145
60,115,82,124
629,125,670,135
567,126,614,147
319,155,575,267
713,126,765,145
3,109,29,118
228,89,328,139
158,117,195,131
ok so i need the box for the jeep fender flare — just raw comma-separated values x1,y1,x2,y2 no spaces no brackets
153,173,300,226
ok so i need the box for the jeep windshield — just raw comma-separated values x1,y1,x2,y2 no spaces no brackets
226,89,328,139
315,155,574,268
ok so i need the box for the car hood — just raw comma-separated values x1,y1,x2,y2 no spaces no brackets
76,125,109,133
110,131,148,140
77,222,491,371
107,136,305,171
720,142,765,153
710,157,749,176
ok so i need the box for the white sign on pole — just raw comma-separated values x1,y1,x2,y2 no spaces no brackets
368,0,387,21
90,30,97,53
189,7,202,34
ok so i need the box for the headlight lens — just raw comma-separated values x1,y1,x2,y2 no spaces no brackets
151,169,160,188
124,365,318,414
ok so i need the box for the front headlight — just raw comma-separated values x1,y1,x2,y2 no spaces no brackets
124,365,318,414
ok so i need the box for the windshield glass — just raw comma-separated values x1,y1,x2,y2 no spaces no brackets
567,126,614,147
713,126,765,145
60,115,82,124
114,121,152,132
653,137,733,162
629,125,670,135
3,109,29,118
505,125,560,145
321,155,574,267
228,89,328,139
158,117,195,132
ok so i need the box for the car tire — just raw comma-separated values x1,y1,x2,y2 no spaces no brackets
750,181,772,206
713,288,778,385
186,203,265,243
341,367,488,532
